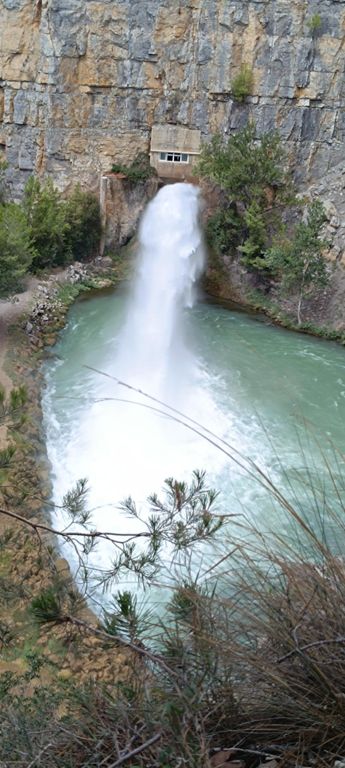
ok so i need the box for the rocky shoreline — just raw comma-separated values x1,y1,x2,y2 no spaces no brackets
0,256,134,686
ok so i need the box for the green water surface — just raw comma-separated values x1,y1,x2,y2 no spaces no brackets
43,289,345,566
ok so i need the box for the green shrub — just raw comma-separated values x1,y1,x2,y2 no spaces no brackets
111,152,156,183
23,177,71,269
198,121,330,313
239,199,268,268
197,122,292,270
103,590,154,644
0,203,35,294
197,123,287,211
63,185,101,262
23,178,102,270
30,588,62,624
266,199,329,323
0,177,102,291
0,160,8,204
307,13,322,35
206,207,241,255
231,64,254,102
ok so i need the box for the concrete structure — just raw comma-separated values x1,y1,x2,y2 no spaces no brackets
150,125,201,180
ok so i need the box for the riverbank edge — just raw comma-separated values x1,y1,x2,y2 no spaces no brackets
0,257,134,684
205,282,345,345
242,289,345,344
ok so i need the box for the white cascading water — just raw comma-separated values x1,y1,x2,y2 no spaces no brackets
114,182,205,403
45,183,227,580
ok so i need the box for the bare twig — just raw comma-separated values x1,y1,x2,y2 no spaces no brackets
278,637,345,664
26,743,54,768
107,732,161,767
63,615,179,680
0,505,150,541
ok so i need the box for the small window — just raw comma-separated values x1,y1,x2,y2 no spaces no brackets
158,152,190,164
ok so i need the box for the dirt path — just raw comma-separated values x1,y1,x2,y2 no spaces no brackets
0,276,40,395
0,277,41,452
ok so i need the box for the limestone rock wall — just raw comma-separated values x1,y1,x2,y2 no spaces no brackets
100,174,159,252
1,0,345,198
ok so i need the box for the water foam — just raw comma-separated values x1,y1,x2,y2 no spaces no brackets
44,183,227,577
114,182,205,403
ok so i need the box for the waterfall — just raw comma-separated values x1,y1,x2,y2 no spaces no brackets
114,183,205,403
94,182,213,510
44,182,225,580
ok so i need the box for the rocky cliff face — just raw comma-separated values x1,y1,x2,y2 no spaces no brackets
1,0,344,199
100,175,159,251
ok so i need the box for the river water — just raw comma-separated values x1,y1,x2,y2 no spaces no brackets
43,291,345,572
42,184,345,597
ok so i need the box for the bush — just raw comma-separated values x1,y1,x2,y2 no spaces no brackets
30,588,62,624
63,185,102,262
231,64,254,102
238,199,268,268
198,123,287,206
111,152,156,183
266,199,329,323
23,178,102,270
0,160,7,204
198,123,330,316
206,207,241,255
308,13,322,35
23,177,71,269
0,203,34,294
198,122,292,270
0,177,102,292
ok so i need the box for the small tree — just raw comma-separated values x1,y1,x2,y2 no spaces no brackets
266,200,329,324
23,179,102,268
197,122,292,270
307,13,322,37
198,123,287,206
231,64,254,102
23,177,71,269
0,204,35,295
238,200,268,269
63,185,102,262
0,160,8,205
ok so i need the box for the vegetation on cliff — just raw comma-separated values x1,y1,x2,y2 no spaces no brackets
0,177,102,294
231,64,254,102
24,178,102,270
198,123,330,323
111,152,157,183
197,122,290,269
0,204,35,294
266,199,329,324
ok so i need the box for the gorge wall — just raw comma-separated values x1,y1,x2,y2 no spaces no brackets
1,0,345,199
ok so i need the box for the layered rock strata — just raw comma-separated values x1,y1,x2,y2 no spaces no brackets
1,0,344,199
